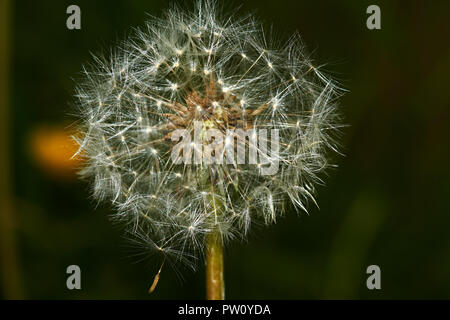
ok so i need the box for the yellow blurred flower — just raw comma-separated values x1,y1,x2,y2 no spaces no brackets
30,125,83,179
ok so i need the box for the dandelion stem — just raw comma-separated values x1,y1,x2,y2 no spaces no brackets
205,230,225,300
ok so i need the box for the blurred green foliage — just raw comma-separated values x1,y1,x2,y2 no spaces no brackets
2,0,450,299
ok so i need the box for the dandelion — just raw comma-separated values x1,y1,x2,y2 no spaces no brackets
73,0,343,299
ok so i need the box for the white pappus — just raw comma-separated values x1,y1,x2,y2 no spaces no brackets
73,0,344,270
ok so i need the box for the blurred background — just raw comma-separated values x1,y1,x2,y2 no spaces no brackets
1,0,450,299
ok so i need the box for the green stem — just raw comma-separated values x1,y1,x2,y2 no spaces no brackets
205,230,224,300
0,0,24,299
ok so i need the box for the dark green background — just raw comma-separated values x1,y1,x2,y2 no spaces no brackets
3,0,450,299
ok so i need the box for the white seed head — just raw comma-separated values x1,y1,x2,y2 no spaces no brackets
74,0,343,269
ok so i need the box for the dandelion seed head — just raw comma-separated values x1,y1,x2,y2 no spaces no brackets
74,0,343,270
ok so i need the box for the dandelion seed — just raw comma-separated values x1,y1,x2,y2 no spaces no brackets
148,260,164,294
